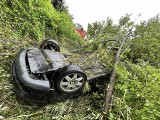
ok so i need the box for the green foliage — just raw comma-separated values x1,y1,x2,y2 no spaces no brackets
118,14,134,29
86,14,160,119
0,94,101,120
0,0,80,42
129,37,160,66
109,62,160,120
0,1,86,119
87,18,122,40
87,15,134,51
128,16,160,67
0,0,160,119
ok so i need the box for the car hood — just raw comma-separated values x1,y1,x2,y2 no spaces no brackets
27,49,67,73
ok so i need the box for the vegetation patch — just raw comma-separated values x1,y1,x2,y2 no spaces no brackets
0,0,160,119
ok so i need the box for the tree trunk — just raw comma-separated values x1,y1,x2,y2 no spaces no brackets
103,35,128,119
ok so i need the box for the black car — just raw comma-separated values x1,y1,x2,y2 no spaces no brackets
11,39,107,103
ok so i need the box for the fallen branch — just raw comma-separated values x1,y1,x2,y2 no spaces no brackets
102,30,131,119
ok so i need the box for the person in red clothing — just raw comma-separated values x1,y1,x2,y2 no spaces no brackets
74,23,87,39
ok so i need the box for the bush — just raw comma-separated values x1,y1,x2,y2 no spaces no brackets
128,17,160,67
109,62,160,119
0,0,80,42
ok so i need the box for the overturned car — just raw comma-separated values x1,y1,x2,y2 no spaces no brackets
11,39,107,103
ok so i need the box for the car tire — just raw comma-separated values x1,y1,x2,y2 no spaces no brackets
40,39,60,52
56,65,87,95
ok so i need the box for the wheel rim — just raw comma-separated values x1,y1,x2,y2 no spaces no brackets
43,43,59,51
60,73,84,92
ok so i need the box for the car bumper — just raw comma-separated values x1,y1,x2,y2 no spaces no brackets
12,48,50,92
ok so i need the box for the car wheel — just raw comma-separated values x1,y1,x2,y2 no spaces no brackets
40,39,60,52
56,65,87,94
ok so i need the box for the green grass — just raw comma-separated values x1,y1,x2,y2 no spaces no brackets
0,57,102,120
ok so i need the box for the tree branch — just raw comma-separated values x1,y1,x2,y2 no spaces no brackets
102,31,131,119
